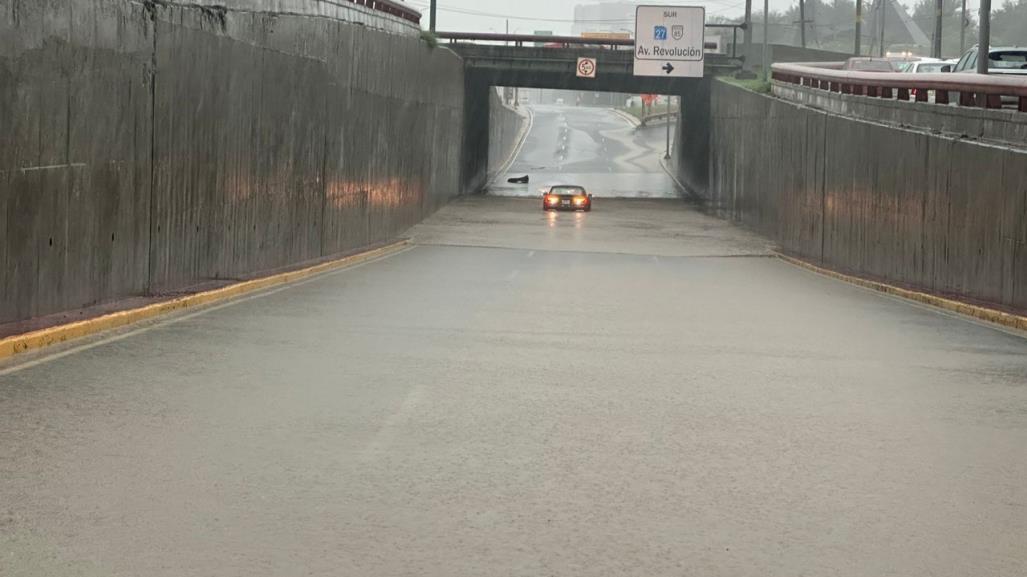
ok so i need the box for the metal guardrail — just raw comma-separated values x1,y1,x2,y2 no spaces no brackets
639,111,680,126
772,62,1027,112
437,25,746,59
348,0,421,24
437,32,634,48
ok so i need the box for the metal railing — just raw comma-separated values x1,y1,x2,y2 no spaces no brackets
348,0,421,24
436,24,746,59
771,62,1027,112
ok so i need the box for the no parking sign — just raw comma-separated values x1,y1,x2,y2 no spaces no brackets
576,57,597,79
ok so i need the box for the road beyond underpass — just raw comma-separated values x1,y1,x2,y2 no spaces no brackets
2,107,1026,577
491,104,678,198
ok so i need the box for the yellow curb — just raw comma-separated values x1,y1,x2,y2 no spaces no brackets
0,240,411,361
776,252,1027,333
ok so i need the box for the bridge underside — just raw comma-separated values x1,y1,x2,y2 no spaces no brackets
455,44,727,195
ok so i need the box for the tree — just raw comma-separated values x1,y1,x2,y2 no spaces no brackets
990,0,1027,48
910,0,978,58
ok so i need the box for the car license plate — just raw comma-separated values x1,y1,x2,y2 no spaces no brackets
561,199,570,206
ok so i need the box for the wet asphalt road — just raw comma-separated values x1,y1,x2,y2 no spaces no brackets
3,107,1027,577
490,105,677,198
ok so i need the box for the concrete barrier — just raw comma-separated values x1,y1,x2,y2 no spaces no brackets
0,0,464,325
773,82,1027,149
690,79,1027,312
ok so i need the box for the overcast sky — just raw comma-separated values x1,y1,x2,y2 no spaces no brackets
403,0,990,34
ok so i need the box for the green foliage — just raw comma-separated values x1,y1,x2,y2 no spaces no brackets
720,77,772,93
420,30,438,49
620,105,647,121
911,0,978,58
990,0,1027,48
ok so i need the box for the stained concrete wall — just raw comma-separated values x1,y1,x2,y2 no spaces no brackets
0,0,464,325
773,82,1027,149
694,80,1027,312
487,89,528,185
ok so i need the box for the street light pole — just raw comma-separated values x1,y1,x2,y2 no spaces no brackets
429,0,436,33
933,0,943,58
799,0,807,48
855,0,862,55
879,0,886,57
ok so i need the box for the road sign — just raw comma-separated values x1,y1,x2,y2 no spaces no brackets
634,5,705,78
705,35,722,53
577,57,597,79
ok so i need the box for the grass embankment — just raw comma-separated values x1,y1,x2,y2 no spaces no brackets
718,76,772,93
620,105,647,121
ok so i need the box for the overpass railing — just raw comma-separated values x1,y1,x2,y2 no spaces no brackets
771,62,1027,112
437,24,746,59
349,0,421,24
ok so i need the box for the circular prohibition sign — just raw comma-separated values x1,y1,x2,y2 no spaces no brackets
577,58,596,77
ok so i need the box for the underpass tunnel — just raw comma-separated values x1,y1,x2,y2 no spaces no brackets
480,85,709,201
460,71,712,203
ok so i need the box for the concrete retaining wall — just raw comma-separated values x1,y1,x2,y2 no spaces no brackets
0,0,464,325
696,80,1027,312
487,89,528,185
773,82,1027,149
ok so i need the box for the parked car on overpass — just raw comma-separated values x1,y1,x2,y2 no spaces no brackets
947,46,1027,106
898,59,952,73
951,46,1027,75
843,57,899,72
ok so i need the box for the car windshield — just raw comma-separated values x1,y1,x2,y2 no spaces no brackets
550,186,585,194
915,62,947,72
990,50,1027,68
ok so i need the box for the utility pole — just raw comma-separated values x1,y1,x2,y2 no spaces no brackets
932,0,943,58
977,0,991,106
762,0,769,81
737,0,757,78
878,0,886,57
977,0,991,75
855,0,862,55
429,0,436,33
799,0,807,48
959,0,966,54
744,0,753,65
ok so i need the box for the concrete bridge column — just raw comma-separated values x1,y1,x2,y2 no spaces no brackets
461,76,492,194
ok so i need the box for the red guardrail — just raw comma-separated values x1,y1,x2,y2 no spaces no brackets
437,32,635,48
771,61,1027,112
348,0,420,24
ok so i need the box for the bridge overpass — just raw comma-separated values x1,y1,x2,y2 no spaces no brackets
443,31,743,194
438,30,743,93
2,3,1027,575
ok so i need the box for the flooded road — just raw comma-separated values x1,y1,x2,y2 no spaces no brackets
2,106,1026,577
491,105,679,198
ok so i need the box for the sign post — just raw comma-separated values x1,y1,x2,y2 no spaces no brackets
634,5,705,78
